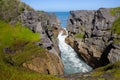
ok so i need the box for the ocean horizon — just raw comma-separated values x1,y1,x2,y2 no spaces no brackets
49,12,70,28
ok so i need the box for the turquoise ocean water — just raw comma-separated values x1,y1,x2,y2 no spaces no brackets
49,12,70,28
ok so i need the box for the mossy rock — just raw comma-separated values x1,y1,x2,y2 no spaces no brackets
91,61,120,80
0,0,33,22
74,33,84,39
0,20,64,80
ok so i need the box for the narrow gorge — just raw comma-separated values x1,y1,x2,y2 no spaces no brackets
0,0,120,80
66,8,120,68
58,30,92,74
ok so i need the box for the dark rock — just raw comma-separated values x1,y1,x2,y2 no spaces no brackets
67,8,119,68
3,47,12,53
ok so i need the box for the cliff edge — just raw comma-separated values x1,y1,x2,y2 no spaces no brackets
66,8,120,68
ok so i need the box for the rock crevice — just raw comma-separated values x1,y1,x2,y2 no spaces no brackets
67,8,120,68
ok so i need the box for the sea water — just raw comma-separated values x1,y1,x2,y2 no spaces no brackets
52,12,92,74
52,12,69,28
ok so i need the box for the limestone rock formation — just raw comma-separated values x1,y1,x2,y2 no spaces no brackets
23,51,64,75
18,10,64,75
0,0,64,75
19,10,60,53
67,8,120,68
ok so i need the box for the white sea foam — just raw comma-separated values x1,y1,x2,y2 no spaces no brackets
58,30,92,74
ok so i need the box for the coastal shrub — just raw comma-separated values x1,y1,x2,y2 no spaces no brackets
110,7,120,16
111,16,120,44
111,17,120,36
0,0,33,22
75,33,84,38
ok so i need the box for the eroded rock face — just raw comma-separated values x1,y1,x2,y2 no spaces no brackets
23,51,64,75
17,10,64,75
67,8,120,68
19,11,60,54
108,44,120,63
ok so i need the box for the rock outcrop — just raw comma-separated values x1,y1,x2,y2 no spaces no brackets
67,8,120,68
19,10,60,54
60,61,120,80
23,51,64,75
0,0,64,75
18,9,64,75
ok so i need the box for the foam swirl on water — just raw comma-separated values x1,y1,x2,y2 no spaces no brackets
58,29,92,74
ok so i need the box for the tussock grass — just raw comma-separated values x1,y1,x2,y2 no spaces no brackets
110,7,120,16
0,21,40,47
0,20,64,80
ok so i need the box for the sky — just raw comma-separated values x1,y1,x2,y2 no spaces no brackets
21,0,120,12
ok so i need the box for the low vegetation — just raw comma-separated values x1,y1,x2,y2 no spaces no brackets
111,17,120,36
0,20,63,80
110,16,120,44
74,33,84,38
91,61,120,80
0,0,33,22
0,21,40,47
110,7,120,16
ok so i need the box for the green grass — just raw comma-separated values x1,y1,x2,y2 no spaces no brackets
4,42,46,66
111,17,120,36
74,33,84,38
97,78,105,80
0,62,63,80
113,38,120,44
110,7,120,16
0,21,40,47
0,20,64,80
110,16,120,44
0,0,33,22
91,61,120,80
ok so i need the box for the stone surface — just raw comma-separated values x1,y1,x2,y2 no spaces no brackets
67,8,120,68
16,8,64,75
23,51,64,75
19,10,61,53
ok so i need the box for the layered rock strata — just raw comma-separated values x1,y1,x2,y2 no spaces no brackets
66,8,120,68
0,0,64,75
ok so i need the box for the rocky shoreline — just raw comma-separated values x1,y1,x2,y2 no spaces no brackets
66,8,120,68
0,0,65,75
0,0,120,80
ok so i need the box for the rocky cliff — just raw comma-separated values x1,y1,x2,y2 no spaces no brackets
0,0,64,76
66,8,120,68
60,61,120,80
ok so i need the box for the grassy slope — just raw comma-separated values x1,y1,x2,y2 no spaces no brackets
110,7,120,16
85,7,120,80
76,61,120,80
110,7,120,44
0,0,33,22
0,20,63,80
91,61,120,80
